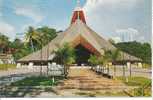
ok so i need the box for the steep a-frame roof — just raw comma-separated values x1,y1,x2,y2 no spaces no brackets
18,20,141,62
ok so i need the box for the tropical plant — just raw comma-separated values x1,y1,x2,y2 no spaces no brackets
54,43,75,76
54,43,76,66
24,26,40,52
88,55,99,66
0,33,10,53
36,26,57,45
105,49,121,63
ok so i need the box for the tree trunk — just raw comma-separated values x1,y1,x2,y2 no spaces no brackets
30,39,34,52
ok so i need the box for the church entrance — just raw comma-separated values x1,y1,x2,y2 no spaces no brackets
75,44,94,66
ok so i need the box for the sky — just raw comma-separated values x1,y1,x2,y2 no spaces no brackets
0,0,151,43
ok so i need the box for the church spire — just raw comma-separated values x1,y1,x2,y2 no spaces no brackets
77,0,80,19
76,0,80,8
74,0,81,11
71,0,86,24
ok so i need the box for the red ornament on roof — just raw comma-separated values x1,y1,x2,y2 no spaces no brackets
71,0,86,24
71,11,86,24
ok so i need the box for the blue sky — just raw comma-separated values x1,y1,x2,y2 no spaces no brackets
0,0,151,43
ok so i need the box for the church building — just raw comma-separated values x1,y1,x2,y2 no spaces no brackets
17,0,141,66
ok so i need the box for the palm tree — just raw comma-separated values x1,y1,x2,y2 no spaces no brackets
24,26,40,52
36,26,57,45
54,43,76,77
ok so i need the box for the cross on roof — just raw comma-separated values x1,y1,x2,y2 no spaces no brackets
76,0,80,7
74,0,81,11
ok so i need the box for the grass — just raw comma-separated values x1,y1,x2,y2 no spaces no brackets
1,76,63,97
11,76,64,86
117,76,152,97
142,63,151,69
117,76,151,86
0,64,16,70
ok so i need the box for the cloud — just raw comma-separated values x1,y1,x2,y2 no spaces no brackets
14,7,44,23
0,21,16,40
82,0,151,43
83,0,138,14
0,22,15,34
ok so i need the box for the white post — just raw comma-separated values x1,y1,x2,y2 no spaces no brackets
138,62,142,68
52,77,55,85
48,62,51,75
16,63,21,69
28,62,34,69
114,65,116,79
127,62,131,77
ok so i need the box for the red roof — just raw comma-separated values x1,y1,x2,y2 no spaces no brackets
71,10,86,24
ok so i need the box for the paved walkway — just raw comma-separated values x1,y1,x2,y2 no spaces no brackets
53,67,130,97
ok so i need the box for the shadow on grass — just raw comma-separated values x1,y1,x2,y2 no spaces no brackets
0,76,64,97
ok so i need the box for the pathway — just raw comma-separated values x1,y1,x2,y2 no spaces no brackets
53,67,130,97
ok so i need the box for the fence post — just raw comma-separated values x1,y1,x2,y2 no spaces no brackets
64,66,67,78
129,63,132,77
102,66,104,74
104,66,106,74
103,66,104,74
107,66,109,75
39,62,42,76
127,62,131,77
123,65,125,78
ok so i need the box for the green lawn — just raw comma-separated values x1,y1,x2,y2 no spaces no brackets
117,76,152,97
117,76,151,86
142,63,151,69
0,64,16,70
11,76,64,86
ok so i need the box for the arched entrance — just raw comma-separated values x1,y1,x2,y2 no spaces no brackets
75,44,94,66
71,35,101,66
